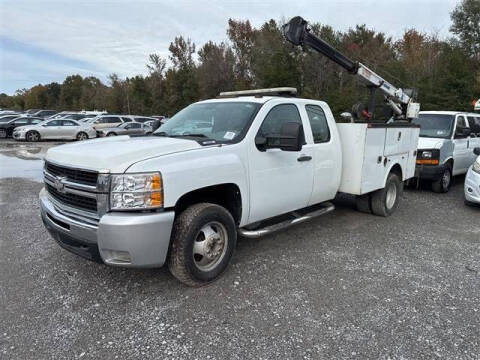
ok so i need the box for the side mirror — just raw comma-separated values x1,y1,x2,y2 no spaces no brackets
256,122,304,152
455,127,471,138
474,147,480,156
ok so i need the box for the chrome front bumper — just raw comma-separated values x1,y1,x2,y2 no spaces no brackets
40,188,175,267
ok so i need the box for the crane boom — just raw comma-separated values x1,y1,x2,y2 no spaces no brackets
283,16,420,120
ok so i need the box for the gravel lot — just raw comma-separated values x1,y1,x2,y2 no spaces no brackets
1,141,480,359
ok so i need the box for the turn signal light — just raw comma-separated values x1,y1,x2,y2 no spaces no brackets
416,159,439,165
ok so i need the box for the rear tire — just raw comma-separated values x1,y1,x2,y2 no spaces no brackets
356,194,372,213
371,173,401,217
168,203,237,287
76,132,88,141
432,166,452,193
107,132,116,137
26,130,40,142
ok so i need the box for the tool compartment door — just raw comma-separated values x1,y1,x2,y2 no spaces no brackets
384,127,412,156
360,127,387,194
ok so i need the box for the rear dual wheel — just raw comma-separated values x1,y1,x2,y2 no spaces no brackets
356,173,402,217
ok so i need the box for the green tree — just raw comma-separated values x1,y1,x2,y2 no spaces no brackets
451,0,480,58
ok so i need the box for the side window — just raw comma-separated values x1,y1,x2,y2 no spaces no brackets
108,117,121,124
14,119,28,126
31,119,43,125
305,105,330,143
258,104,302,137
456,116,467,129
468,116,480,134
122,117,132,123
45,120,61,126
95,117,107,124
129,123,141,129
62,120,77,126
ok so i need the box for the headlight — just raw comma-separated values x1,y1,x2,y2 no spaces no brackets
110,172,163,210
417,149,439,165
473,162,480,174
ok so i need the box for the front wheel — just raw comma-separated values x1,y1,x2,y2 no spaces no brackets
432,166,452,193
370,173,401,217
168,203,237,287
107,132,116,137
26,131,40,142
76,132,88,141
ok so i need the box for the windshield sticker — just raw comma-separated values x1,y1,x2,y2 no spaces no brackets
437,130,446,135
224,131,236,140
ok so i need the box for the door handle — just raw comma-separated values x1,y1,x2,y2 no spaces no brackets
297,155,312,162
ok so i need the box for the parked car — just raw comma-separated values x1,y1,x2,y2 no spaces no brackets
465,147,480,205
87,115,131,129
0,117,44,138
413,111,480,192
96,122,153,137
39,88,419,286
129,116,158,124
62,113,98,121
29,110,58,118
13,119,96,141
0,114,22,123
24,109,41,115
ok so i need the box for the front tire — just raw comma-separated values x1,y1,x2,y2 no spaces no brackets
76,132,88,141
371,173,401,217
432,166,452,193
107,132,116,137
26,130,40,142
168,203,237,287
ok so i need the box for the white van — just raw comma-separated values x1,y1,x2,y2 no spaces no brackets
413,111,480,192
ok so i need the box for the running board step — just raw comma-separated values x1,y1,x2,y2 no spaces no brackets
238,202,335,238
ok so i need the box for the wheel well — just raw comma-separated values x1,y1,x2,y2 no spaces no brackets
390,163,403,180
174,184,242,225
445,158,453,169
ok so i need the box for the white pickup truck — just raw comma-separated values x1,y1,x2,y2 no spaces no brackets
40,89,419,286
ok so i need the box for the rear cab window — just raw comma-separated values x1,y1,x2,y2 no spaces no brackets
305,104,330,143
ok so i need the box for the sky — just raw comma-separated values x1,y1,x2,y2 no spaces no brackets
0,0,459,95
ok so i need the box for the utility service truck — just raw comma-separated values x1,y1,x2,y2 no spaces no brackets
39,17,420,286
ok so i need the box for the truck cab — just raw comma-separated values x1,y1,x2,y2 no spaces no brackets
413,111,480,192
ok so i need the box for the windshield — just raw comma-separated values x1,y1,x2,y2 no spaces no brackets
154,102,261,142
413,114,455,139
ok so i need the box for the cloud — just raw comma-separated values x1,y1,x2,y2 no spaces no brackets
0,0,459,94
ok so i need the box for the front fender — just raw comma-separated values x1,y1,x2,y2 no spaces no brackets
126,145,250,225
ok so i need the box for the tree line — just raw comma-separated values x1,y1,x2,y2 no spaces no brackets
1,0,478,118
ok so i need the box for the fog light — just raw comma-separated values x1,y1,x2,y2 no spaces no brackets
103,250,132,264
467,187,473,193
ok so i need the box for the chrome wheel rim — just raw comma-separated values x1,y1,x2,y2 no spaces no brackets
386,182,397,210
442,170,451,189
193,221,228,271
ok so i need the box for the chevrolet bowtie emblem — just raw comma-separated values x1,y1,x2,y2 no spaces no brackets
54,176,67,193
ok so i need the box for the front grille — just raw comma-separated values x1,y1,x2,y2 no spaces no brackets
45,162,98,186
46,183,97,212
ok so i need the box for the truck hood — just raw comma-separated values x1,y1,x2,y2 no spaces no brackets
45,135,202,173
417,137,446,150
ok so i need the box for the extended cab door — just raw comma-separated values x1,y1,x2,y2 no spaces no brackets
248,102,314,223
453,115,471,175
301,103,341,205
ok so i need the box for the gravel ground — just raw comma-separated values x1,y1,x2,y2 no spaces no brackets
1,148,480,359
